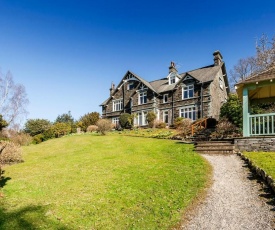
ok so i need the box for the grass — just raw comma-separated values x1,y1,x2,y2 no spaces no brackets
0,134,210,229
243,151,275,179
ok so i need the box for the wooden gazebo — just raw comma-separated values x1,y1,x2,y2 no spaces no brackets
235,67,275,137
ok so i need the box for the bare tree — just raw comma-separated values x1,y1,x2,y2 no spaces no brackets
0,70,28,128
229,33,275,90
255,34,275,71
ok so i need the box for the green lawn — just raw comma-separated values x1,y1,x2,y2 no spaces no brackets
243,151,275,179
0,135,210,229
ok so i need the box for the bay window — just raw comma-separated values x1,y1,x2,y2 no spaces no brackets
179,106,197,121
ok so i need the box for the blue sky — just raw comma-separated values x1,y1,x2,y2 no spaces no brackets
0,0,274,123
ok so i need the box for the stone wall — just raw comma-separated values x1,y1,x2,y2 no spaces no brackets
234,137,275,152
209,68,228,120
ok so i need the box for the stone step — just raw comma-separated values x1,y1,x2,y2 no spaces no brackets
195,146,234,151
195,142,233,146
195,149,234,154
194,140,234,154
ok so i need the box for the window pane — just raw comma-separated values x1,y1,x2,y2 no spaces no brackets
184,91,188,98
189,89,194,97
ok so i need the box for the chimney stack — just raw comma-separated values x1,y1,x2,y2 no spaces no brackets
169,61,177,73
213,50,223,66
109,82,115,96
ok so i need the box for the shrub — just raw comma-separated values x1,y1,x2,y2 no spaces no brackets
96,119,112,135
78,112,100,132
33,134,45,144
210,118,241,139
146,111,157,128
24,119,52,136
87,125,98,132
119,113,134,129
154,120,166,129
9,132,33,146
0,141,23,165
173,117,184,129
51,122,71,138
42,128,55,141
176,118,192,138
220,93,242,127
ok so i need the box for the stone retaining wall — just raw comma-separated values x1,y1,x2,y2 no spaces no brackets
234,137,275,152
237,152,275,194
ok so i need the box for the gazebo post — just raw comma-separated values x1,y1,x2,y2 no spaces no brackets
243,87,250,137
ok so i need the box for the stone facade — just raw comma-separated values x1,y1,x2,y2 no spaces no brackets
100,51,229,127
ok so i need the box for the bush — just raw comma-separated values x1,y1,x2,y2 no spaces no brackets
220,93,242,128
146,111,157,128
96,119,112,135
176,118,193,138
173,117,184,129
87,125,98,132
51,122,71,138
0,141,23,165
42,128,55,141
78,112,100,132
119,113,134,129
10,132,33,146
33,134,45,144
154,120,166,129
210,118,241,139
24,119,52,136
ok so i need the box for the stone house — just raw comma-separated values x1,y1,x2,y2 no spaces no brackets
100,51,229,127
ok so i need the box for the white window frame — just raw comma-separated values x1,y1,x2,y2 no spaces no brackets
139,92,147,105
163,94,168,103
182,85,194,99
112,117,120,127
179,106,197,121
163,110,169,124
169,75,176,85
135,111,148,126
112,99,123,111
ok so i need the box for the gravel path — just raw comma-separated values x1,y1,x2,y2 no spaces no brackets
181,154,275,230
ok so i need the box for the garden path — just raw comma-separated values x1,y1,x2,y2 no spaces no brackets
181,154,275,230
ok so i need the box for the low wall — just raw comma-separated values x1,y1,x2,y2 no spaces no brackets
234,137,275,152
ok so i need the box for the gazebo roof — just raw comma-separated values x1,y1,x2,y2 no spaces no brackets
235,67,275,100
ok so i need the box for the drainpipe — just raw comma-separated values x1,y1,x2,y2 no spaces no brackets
201,82,203,118
171,91,174,125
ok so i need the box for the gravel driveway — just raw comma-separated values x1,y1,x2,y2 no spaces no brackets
181,154,275,230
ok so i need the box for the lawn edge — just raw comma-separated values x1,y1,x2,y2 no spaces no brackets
237,151,275,193
174,152,213,229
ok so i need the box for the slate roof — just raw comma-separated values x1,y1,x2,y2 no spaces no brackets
149,64,221,93
100,63,224,105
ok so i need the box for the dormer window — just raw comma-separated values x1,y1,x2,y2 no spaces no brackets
168,72,179,85
169,75,176,84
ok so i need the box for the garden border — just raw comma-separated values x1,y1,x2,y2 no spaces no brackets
236,151,275,193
